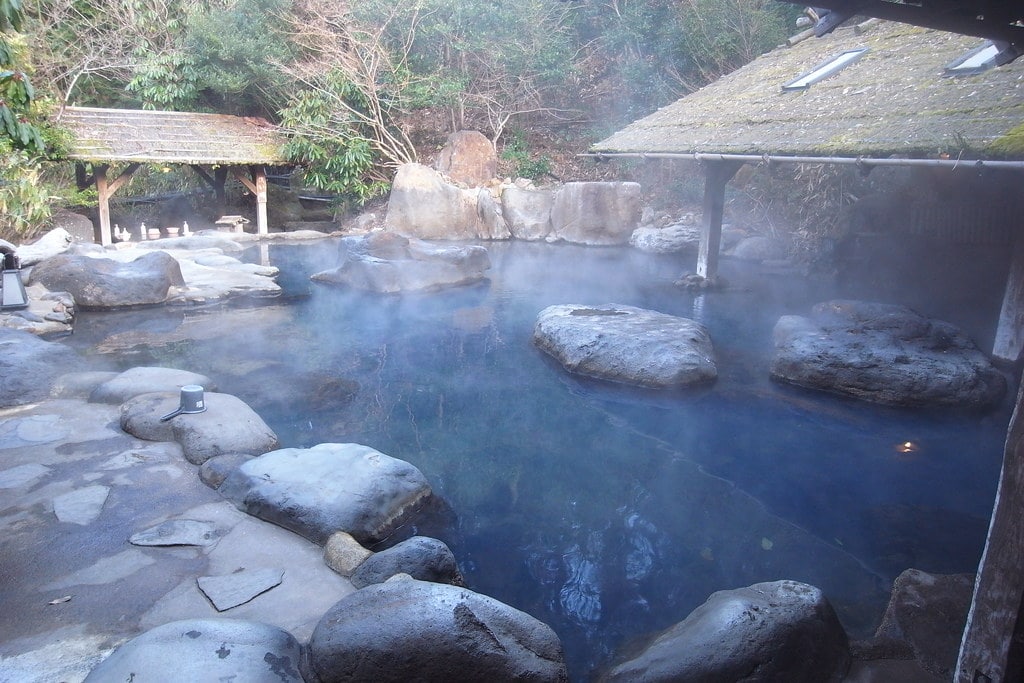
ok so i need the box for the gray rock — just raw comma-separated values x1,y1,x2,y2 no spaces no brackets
198,452,254,489
197,568,285,611
731,235,790,261
308,578,568,682
502,185,554,241
0,328,79,407
0,463,51,489
324,531,373,576
16,228,74,266
605,580,850,682
129,519,221,547
630,223,701,253
312,231,490,293
550,182,641,245
89,366,214,404
53,485,110,525
870,568,975,678
28,250,184,308
350,536,463,588
120,391,280,465
218,442,434,546
52,371,120,399
770,300,1006,408
477,188,512,239
533,304,717,388
84,618,303,682
48,210,96,244
435,130,498,187
385,163,483,239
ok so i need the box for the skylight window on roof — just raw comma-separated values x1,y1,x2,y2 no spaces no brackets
782,48,868,91
945,41,1001,75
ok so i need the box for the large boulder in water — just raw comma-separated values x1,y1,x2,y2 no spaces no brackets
550,182,641,245
385,163,483,239
218,442,434,546
84,618,303,682
533,304,717,388
308,576,568,682
28,250,184,308
312,231,490,293
770,300,1006,408
502,186,554,241
605,580,850,682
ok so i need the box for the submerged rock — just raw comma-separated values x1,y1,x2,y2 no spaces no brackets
218,442,434,546
308,577,568,682
533,304,717,388
84,618,303,682
605,580,850,682
312,231,491,293
771,300,1006,408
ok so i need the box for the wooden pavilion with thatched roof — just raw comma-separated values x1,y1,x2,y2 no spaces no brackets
57,106,290,245
593,17,1024,683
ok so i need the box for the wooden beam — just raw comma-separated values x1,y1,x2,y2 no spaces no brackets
956,376,1024,682
697,160,743,279
93,163,141,246
993,234,1024,362
253,165,269,236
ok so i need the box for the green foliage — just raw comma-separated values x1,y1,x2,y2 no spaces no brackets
501,130,551,180
280,79,389,201
0,140,52,241
1,0,43,154
126,51,201,110
183,0,295,115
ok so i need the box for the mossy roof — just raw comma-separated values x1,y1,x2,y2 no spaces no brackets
58,106,289,165
592,20,1024,159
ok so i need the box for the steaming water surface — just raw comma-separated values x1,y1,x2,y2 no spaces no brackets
65,240,1011,679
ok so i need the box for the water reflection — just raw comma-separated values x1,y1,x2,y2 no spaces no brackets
63,240,1011,680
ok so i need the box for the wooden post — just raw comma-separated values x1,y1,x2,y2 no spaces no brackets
93,163,141,246
254,165,269,236
228,165,269,234
697,160,743,279
956,376,1024,682
993,234,1024,362
95,165,112,246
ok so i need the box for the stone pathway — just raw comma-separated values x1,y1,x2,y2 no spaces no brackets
0,397,352,682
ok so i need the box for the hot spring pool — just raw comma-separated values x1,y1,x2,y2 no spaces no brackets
64,239,1012,679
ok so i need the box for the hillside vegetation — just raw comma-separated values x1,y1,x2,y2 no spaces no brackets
1,0,800,240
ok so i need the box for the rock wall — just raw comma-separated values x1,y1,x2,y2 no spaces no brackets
385,163,641,246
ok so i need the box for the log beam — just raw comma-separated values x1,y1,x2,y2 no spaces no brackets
697,160,744,279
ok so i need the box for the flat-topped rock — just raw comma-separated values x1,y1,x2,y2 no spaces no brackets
771,300,1006,408
308,577,568,682
218,442,434,546
28,250,184,308
84,618,303,682
605,580,850,682
0,328,79,407
312,231,490,293
120,391,279,465
533,304,717,388
89,366,215,404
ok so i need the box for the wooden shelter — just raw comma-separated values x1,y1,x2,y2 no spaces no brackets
57,106,290,245
592,18,1024,683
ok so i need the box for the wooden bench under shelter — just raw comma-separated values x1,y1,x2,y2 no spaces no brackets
57,106,289,245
